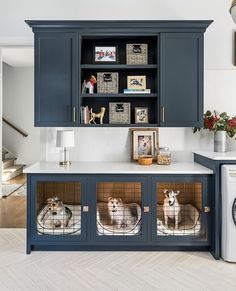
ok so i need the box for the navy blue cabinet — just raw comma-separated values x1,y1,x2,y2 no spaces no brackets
160,33,203,127
34,32,78,126
26,21,212,128
27,173,213,254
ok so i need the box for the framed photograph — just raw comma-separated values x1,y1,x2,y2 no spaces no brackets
94,46,117,63
127,75,146,90
130,128,159,161
135,107,149,124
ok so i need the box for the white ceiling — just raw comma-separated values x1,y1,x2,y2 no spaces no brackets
2,47,34,67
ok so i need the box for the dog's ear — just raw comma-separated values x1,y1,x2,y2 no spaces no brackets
108,197,113,202
175,190,180,196
46,198,52,203
118,198,122,203
163,189,169,194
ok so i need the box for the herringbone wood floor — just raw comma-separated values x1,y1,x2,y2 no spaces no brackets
0,229,236,291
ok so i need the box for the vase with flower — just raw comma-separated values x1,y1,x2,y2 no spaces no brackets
193,110,236,152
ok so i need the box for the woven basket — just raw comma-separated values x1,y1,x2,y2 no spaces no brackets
109,102,130,124
97,72,119,94
138,156,153,165
126,44,148,65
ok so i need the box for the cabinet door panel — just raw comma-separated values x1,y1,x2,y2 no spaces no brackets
160,33,203,127
35,32,77,126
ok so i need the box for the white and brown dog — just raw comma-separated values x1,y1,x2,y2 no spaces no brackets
107,197,135,228
163,189,181,230
42,197,72,228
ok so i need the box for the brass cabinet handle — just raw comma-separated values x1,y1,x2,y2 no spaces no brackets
83,206,89,212
162,106,165,123
73,106,76,123
204,206,210,213
143,206,150,213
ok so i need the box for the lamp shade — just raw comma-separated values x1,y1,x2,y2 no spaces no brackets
56,130,75,147
230,0,236,23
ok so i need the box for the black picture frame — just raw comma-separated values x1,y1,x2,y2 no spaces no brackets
94,45,118,64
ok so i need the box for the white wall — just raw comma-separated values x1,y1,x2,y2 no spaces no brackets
2,63,40,164
0,0,236,163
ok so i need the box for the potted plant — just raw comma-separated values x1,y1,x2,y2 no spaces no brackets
193,110,236,152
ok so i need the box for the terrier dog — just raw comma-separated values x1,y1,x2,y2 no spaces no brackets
163,189,181,230
107,197,135,228
42,197,72,228
138,136,152,156
89,107,106,124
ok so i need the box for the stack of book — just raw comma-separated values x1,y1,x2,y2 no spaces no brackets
123,89,151,94
80,106,90,124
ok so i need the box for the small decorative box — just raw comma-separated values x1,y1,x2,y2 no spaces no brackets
97,72,119,94
109,102,131,124
126,44,148,65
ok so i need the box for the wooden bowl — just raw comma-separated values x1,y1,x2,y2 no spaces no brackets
138,156,153,166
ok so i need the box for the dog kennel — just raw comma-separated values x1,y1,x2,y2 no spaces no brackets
155,182,203,236
36,181,82,235
96,182,142,236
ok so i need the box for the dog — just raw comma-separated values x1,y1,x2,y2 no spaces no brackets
107,197,136,228
163,189,181,230
42,197,72,228
137,109,147,122
138,136,152,156
89,107,106,124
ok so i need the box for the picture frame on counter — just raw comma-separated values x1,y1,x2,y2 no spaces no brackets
130,128,159,161
94,46,117,63
127,75,146,90
135,107,149,124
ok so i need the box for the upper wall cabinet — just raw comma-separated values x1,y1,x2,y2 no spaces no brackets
26,20,212,127
35,32,78,126
160,33,203,127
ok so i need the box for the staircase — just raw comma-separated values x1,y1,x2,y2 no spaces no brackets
2,150,25,182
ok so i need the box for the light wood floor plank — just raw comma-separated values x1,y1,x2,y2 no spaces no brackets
0,229,236,291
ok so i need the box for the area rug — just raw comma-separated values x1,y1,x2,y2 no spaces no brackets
11,184,26,196
2,184,24,198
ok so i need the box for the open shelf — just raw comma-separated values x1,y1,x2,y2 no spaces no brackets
81,64,158,70
81,93,157,98
79,123,159,127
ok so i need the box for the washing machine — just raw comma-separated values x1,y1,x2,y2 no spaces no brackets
221,165,236,262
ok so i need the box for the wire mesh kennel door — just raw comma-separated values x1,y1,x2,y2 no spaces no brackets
36,181,82,236
96,182,144,237
155,182,207,239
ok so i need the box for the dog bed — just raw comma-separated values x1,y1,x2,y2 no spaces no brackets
96,202,142,235
157,204,201,236
37,204,81,235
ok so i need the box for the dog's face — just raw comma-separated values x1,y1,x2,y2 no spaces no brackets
46,197,63,215
137,110,146,121
163,189,180,206
108,197,123,212
138,136,151,155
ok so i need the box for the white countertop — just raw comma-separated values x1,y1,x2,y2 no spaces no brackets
194,151,236,161
24,161,213,175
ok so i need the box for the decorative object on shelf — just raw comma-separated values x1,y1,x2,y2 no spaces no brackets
193,110,236,152
123,88,151,94
97,72,119,94
157,147,171,165
89,107,106,124
230,0,236,23
127,75,146,90
80,106,90,124
138,155,153,165
94,46,117,63
126,44,148,65
56,130,75,166
82,75,97,94
130,128,159,161
135,107,149,124
109,102,131,124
